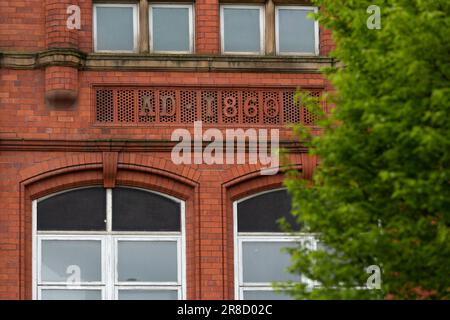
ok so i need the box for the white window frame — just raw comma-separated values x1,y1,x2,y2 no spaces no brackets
37,286,106,300
93,3,139,53
275,6,319,56
220,4,265,55
114,233,183,291
115,286,182,300
36,235,106,286
32,187,186,300
149,4,195,54
233,188,317,300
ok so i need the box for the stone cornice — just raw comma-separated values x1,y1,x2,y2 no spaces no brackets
0,49,85,70
0,48,335,73
0,139,308,153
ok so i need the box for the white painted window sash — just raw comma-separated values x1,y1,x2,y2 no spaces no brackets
93,3,139,53
113,235,182,287
220,4,265,55
149,4,195,54
275,5,319,56
36,235,107,287
233,188,318,300
37,285,106,300
32,187,186,300
114,286,182,300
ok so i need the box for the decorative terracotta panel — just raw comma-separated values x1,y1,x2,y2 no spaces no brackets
159,90,178,123
201,91,218,124
283,91,300,124
262,91,281,125
95,89,114,123
303,91,322,126
242,90,259,124
181,90,197,124
221,90,239,124
117,90,135,123
138,89,157,123
94,86,324,126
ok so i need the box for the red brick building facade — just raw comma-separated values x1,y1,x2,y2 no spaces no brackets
0,0,334,300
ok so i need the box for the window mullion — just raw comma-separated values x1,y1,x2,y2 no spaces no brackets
105,235,115,300
139,0,149,53
105,189,114,300
32,200,38,300
106,188,112,232
265,0,274,55
180,200,186,299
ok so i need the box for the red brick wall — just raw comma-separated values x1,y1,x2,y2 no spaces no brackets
46,0,79,49
0,150,312,299
0,0,46,51
320,26,334,56
1,69,327,140
0,0,333,55
0,0,335,300
195,0,220,54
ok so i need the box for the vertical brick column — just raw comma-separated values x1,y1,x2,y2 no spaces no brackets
198,170,225,299
320,26,334,56
195,0,220,54
44,0,79,108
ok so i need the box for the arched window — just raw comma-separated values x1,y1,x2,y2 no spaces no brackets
234,188,316,300
32,186,185,300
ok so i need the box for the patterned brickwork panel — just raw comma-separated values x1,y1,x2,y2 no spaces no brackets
159,90,177,123
262,91,281,125
138,90,156,123
201,91,218,124
180,90,197,124
117,90,135,123
96,89,114,123
94,87,324,126
282,91,301,124
221,91,240,124
302,90,322,126
242,91,260,124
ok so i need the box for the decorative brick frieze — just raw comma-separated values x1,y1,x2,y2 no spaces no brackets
94,86,324,127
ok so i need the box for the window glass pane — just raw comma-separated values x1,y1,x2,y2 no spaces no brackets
237,189,300,232
152,7,190,52
118,289,178,300
41,289,102,300
243,290,292,300
118,241,178,282
223,8,261,52
242,241,300,283
37,187,106,231
41,240,102,282
278,9,315,54
96,6,135,51
112,188,181,232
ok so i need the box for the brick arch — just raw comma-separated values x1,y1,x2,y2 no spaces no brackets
220,152,317,299
19,153,200,193
18,153,103,185
18,153,200,300
219,152,317,184
221,172,290,299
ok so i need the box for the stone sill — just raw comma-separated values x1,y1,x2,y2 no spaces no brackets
0,49,335,73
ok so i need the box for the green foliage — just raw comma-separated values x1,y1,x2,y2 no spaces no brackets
282,0,450,299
